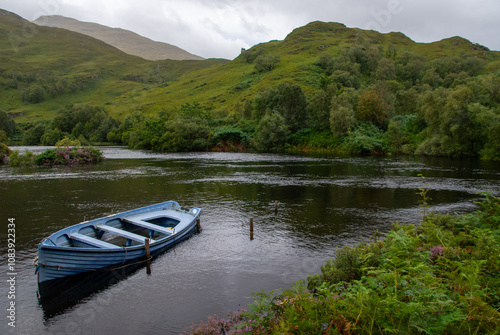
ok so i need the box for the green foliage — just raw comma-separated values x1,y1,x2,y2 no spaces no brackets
50,104,119,144
416,174,432,220
22,123,46,145
55,136,82,147
21,84,45,103
240,47,264,64
254,53,281,72
40,128,64,146
8,149,36,166
210,126,251,151
0,110,16,138
253,111,290,151
307,245,363,290
251,82,308,133
286,129,341,153
330,105,356,137
34,146,103,166
0,138,12,164
342,123,388,155
161,115,211,152
307,86,336,130
416,85,491,157
2,16,500,157
356,90,389,129
124,103,212,151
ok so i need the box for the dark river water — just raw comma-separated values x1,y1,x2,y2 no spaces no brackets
1,147,500,335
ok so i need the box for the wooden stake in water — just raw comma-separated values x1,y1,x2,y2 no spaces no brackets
250,218,254,240
145,238,151,275
197,218,201,233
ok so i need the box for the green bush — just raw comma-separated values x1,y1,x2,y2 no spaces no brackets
9,150,36,167
35,146,103,166
307,245,363,291
342,123,388,155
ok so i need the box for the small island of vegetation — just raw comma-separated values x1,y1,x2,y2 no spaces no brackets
0,133,103,167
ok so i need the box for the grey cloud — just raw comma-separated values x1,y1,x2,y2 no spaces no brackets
1,0,498,59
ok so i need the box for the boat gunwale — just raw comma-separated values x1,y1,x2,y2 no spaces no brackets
38,201,201,252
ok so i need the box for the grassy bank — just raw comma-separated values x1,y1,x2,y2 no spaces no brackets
183,194,500,334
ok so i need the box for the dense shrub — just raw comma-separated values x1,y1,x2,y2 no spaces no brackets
35,146,103,166
8,150,36,166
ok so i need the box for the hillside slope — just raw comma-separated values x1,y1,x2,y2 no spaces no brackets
1,12,498,123
0,9,226,120
33,15,203,61
118,21,499,115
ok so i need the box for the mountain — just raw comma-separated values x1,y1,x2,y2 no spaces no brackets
33,15,203,61
118,21,499,116
1,8,498,123
0,9,226,120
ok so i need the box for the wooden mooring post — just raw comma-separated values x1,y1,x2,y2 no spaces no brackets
196,218,201,233
250,218,254,240
145,238,151,275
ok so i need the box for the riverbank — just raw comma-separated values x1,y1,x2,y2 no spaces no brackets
183,194,500,334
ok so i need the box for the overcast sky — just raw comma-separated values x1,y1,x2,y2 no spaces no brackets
2,0,499,59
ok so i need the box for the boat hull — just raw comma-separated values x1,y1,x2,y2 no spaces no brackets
36,201,200,284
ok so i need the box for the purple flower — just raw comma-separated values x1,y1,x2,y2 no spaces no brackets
429,245,444,258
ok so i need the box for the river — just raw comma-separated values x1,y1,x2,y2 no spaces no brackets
1,147,499,334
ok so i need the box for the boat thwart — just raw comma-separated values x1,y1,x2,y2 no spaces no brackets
35,201,201,284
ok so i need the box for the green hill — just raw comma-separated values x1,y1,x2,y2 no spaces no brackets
0,9,226,121
33,15,203,61
1,10,499,159
1,11,498,121
102,20,499,116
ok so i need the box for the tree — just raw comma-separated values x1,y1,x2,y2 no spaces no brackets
477,105,500,160
395,87,419,115
22,85,45,103
22,123,45,145
417,85,486,157
422,68,443,88
330,58,361,89
41,128,64,145
330,105,356,137
375,58,396,81
307,86,336,130
356,90,389,129
254,54,281,72
161,115,211,152
253,111,289,150
386,119,405,154
0,110,16,138
395,52,425,84
331,70,360,89
275,82,307,133
251,83,307,133
316,52,334,74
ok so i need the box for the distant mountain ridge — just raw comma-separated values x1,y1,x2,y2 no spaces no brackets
33,15,204,61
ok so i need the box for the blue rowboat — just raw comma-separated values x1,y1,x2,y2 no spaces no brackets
35,201,201,284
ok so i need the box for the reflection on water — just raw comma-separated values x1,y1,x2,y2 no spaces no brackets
1,147,499,335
